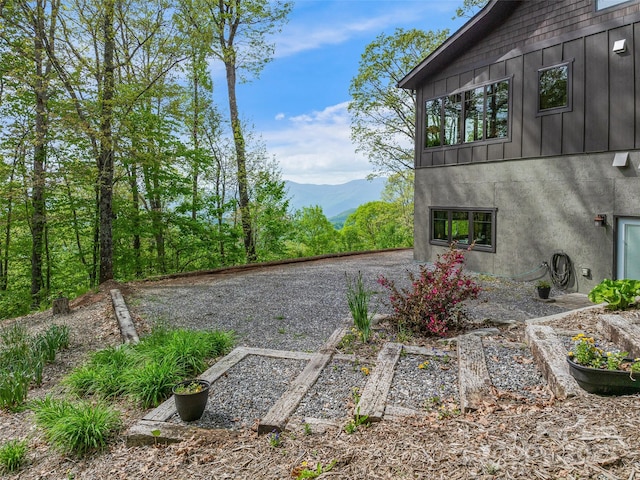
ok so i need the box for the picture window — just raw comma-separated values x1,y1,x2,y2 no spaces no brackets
429,207,496,252
425,79,509,149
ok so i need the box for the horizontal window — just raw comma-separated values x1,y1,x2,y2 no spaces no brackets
424,79,509,149
429,207,497,252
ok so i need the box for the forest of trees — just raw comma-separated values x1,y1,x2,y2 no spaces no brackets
0,0,420,320
0,0,485,320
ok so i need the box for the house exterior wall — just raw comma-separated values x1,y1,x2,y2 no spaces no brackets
411,0,640,292
415,0,640,167
414,152,640,293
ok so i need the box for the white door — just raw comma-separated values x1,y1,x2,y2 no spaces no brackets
617,217,640,280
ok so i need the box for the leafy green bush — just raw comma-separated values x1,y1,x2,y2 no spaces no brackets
588,279,640,310
32,397,121,456
0,439,28,473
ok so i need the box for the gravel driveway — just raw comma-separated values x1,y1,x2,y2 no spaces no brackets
130,249,571,352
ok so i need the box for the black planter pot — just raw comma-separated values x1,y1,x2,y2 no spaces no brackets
567,357,640,395
536,286,551,299
172,379,210,421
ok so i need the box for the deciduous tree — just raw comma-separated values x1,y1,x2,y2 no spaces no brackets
349,28,448,178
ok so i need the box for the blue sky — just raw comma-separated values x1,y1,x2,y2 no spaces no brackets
211,1,471,185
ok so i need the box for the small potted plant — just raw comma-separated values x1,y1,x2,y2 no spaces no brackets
567,333,640,395
535,280,551,299
172,379,210,422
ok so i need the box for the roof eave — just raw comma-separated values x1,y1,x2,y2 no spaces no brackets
398,0,522,90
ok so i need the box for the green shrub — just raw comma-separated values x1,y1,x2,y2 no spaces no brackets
588,279,640,310
377,245,480,336
0,439,28,473
32,396,121,456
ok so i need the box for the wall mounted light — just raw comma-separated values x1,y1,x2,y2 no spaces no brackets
613,39,627,54
594,214,607,227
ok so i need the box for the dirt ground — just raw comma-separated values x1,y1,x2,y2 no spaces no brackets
1,280,640,479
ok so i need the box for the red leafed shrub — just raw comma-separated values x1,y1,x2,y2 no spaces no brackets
377,245,480,336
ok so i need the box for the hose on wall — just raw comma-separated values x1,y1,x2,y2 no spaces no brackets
550,252,572,289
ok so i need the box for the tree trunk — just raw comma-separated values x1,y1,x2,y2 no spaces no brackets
98,0,115,284
224,60,255,262
30,0,49,307
0,156,17,291
127,163,142,278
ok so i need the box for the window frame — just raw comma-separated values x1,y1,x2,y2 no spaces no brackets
595,0,633,10
429,207,497,253
537,61,573,116
424,77,511,150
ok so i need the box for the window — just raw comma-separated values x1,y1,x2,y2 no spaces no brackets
425,79,509,148
486,81,509,138
443,94,462,145
539,63,571,113
596,0,632,10
425,98,442,147
429,207,497,252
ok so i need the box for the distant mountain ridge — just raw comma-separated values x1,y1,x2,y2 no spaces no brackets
285,178,386,218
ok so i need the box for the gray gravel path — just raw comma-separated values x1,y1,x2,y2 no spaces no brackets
132,249,569,350
132,249,575,428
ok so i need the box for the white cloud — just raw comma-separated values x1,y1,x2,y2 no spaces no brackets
263,102,373,184
274,1,452,58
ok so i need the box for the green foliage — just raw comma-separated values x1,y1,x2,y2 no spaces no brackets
289,206,341,257
63,327,233,408
63,346,134,398
0,323,69,409
349,28,449,176
0,439,28,473
345,271,376,343
377,246,481,336
32,397,121,456
588,279,640,310
126,357,183,409
295,460,337,479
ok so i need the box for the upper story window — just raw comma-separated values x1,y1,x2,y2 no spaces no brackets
596,0,633,10
425,79,509,149
538,63,571,114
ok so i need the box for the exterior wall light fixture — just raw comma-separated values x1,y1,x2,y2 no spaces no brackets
594,214,607,227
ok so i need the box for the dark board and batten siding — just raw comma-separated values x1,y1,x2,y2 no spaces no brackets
416,0,640,168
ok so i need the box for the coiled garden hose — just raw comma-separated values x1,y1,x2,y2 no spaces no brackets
550,252,572,289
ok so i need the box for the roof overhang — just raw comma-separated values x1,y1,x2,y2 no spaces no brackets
398,0,522,90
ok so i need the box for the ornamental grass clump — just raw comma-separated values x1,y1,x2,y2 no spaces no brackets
0,439,28,473
377,245,480,336
346,271,376,343
32,396,121,456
